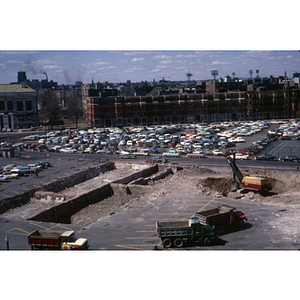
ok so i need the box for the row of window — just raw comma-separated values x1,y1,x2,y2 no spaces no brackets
0,100,33,112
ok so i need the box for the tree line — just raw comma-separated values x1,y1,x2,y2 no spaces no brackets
38,89,83,130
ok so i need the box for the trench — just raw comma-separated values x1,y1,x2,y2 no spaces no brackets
26,164,178,225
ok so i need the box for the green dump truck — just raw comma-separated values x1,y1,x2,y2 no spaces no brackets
156,217,218,248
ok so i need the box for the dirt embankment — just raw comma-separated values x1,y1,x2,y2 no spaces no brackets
196,169,300,206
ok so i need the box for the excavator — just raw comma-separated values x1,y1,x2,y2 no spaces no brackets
226,152,272,194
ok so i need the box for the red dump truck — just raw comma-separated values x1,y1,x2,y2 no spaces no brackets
194,205,247,234
28,229,89,250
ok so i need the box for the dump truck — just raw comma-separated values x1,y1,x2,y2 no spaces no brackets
156,217,218,248
194,205,247,234
28,229,89,250
227,153,272,193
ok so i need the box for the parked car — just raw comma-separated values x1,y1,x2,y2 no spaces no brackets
230,153,249,160
280,135,291,140
186,153,207,158
212,149,223,156
279,155,300,162
18,167,35,176
255,154,277,161
119,154,137,159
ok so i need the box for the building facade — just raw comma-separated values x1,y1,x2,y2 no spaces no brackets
0,84,38,130
85,89,300,127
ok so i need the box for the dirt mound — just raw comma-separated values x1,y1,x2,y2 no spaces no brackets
197,176,232,196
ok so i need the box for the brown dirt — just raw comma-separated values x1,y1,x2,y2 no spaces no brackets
3,163,300,235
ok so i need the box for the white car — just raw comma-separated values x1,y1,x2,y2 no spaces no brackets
230,153,250,160
212,149,223,156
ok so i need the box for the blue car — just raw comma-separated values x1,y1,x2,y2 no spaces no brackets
150,147,160,154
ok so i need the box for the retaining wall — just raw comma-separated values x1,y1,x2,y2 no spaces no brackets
0,162,115,214
28,163,160,223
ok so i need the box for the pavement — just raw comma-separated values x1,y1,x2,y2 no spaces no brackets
1,183,299,251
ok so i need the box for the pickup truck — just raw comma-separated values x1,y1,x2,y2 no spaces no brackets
28,229,89,250
194,205,247,234
162,150,181,157
156,217,218,248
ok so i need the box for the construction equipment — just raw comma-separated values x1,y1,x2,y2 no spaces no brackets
226,152,272,193
28,229,89,250
156,217,218,248
194,205,247,234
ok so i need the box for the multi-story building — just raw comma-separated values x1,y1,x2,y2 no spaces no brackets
0,83,38,130
12,71,58,91
85,88,300,127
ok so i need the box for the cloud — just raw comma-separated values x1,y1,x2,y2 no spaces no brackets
287,55,292,59
94,61,110,66
131,58,145,62
211,61,232,65
6,60,23,64
153,55,172,60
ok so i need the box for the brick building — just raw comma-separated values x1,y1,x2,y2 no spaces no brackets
85,88,300,127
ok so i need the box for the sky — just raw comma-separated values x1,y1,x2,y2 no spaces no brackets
0,50,299,86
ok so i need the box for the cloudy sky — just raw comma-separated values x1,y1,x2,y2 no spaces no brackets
0,50,299,85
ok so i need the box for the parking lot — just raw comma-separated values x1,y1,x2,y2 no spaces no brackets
1,119,300,253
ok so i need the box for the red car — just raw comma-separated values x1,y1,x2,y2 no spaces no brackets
281,135,291,140
28,143,38,149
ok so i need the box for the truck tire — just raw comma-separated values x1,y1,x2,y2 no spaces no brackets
203,236,214,246
174,238,184,248
238,220,245,228
217,224,226,234
162,238,172,248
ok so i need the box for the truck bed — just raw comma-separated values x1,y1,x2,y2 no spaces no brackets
195,205,235,226
156,221,189,228
29,230,64,237
196,205,235,217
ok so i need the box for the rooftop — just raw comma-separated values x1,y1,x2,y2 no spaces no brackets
0,84,36,93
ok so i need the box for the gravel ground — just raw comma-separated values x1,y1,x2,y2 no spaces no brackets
2,163,300,236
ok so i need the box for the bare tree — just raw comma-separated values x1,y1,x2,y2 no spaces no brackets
66,92,83,129
38,90,61,130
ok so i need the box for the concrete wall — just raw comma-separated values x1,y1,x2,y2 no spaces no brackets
29,163,160,223
29,183,114,223
0,162,115,214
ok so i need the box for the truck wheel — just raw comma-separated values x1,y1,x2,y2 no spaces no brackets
203,237,214,246
162,238,172,248
174,238,184,248
238,220,245,228
217,224,226,234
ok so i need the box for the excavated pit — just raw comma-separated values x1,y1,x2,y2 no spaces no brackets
2,162,300,226
0,162,176,225
196,169,300,205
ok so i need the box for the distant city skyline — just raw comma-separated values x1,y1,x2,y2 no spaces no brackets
0,50,299,86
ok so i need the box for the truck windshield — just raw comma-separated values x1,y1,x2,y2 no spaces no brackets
69,236,77,242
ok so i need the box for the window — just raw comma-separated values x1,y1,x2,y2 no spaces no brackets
0,101,4,110
7,101,13,111
17,101,23,111
26,101,32,111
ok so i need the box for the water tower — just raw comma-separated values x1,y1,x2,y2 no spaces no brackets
211,70,219,81
256,69,259,78
249,70,253,80
186,70,193,86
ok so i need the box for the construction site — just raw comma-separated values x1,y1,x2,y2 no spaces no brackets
1,158,300,242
